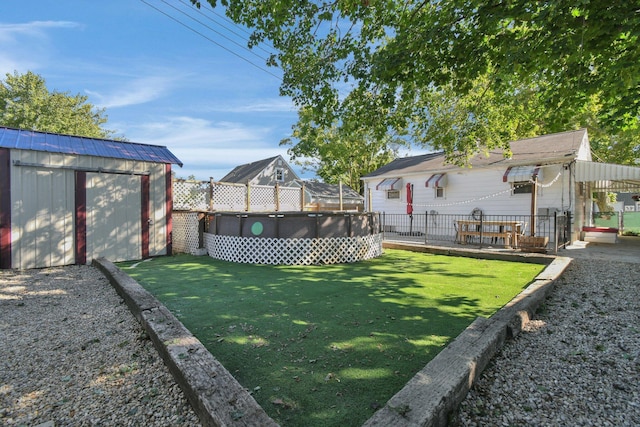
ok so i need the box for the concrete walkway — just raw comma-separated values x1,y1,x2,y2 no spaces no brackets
560,235,640,263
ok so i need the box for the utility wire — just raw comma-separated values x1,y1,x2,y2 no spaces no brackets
158,0,270,62
139,0,281,80
203,3,276,51
176,0,276,55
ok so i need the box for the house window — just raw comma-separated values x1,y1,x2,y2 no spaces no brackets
513,181,533,194
426,173,447,199
275,168,284,182
387,190,400,199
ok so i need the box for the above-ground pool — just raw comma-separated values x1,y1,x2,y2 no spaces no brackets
204,211,383,265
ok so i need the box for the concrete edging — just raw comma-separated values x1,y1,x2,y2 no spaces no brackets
93,258,278,427
93,243,571,427
363,243,572,426
382,240,557,265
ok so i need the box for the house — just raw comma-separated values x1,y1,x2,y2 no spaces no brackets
361,129,640,240
0,126,182,269
220,155,300,186
220,155,363,211
301,180,364,212
612,192,640,212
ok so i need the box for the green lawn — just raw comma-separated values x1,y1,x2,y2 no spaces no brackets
118,249,544,426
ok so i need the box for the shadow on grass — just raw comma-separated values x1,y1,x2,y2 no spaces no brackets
119,249,542,427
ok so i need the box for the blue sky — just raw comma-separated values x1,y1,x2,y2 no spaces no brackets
1,0,308,180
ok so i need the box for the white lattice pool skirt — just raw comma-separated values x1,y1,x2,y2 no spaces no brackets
204,233,383,265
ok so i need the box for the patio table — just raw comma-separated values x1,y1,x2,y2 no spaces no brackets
456,219,522,248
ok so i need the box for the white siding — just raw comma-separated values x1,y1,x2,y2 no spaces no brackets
364,163,573,216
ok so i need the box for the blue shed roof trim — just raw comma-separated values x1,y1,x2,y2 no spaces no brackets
0,127,183,166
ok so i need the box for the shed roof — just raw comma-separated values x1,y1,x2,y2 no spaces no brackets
0,127,183,166
302,180,363,200
363,129,589,178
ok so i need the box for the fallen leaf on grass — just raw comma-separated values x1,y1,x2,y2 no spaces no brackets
324,372,340,382
271,397,297,410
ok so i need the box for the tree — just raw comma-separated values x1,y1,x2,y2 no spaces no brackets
281,106,403,194
0,71,115,138
193,0,640,165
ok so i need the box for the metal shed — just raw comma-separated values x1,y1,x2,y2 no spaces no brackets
0,127,183,269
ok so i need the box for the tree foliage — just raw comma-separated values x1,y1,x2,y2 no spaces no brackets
195,0,640,167
281,106,403,194
0,71,115,138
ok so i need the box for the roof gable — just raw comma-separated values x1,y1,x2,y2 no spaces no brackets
0,126,183,166
220,156,279,183
363,129,589,178
220,155,300,184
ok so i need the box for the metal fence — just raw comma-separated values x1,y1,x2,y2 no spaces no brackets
173,178,302,212
381,211,571,254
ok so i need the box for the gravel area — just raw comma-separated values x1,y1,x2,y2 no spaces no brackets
0,265,200,427
2,242,639,427
452,254,640,426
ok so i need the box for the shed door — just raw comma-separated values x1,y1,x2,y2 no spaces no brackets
85,173,144,263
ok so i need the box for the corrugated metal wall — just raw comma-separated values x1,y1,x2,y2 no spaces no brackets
11,158,75,269
8,149,169,269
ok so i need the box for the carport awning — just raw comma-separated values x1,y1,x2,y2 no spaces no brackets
376,177,402,190
575,161,640,191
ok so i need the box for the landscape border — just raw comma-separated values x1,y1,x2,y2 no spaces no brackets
94,242,571,427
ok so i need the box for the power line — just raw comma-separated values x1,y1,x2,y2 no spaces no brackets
158,0,270,62
139,0,281,81
176,0,276,55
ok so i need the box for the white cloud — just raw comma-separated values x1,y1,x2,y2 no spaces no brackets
209,98,296,114
0,20,82,75
0,21,82,40
85,75,174,108
129,116,291,180
133,116,274,146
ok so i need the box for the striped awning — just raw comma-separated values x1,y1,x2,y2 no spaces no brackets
425,173,447,188
376,177,403,190
575,160,640,191
503,165,542,183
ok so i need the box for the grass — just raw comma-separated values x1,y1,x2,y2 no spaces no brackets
118,249,544,426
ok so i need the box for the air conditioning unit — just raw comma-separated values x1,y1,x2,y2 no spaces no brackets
537,207,559,216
